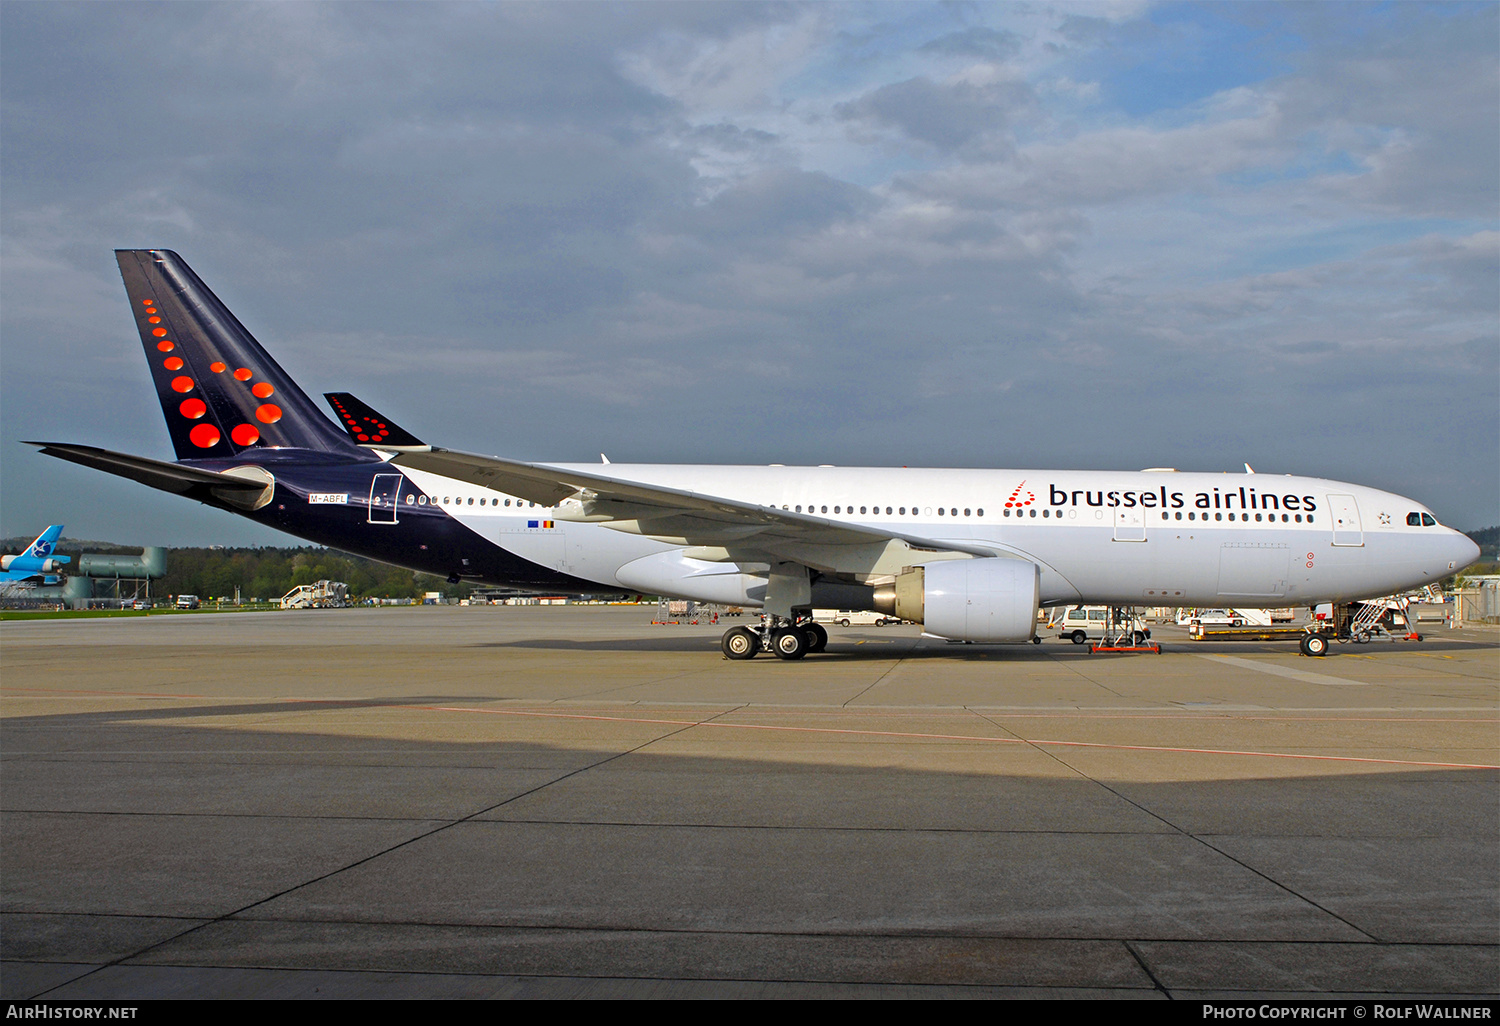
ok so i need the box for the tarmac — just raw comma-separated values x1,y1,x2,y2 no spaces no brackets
2,606,1496,999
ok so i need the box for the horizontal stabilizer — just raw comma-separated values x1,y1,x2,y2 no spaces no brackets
324,393,426,449
25,442,270,495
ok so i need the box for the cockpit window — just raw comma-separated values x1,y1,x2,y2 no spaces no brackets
1407,512,1422,526
1421,513,1436,526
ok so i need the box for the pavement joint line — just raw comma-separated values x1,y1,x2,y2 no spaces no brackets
968,709,1385,945
1194,653,1374,687
1041,647,1127,698
1122,939,1173,999
7,686,1497,717
25,703,744,1000
8,910,1496,947
841,638,919,706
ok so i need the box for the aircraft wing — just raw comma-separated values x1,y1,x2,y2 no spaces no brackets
380,444,998,576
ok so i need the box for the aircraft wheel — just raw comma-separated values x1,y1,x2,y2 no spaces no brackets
1300,633,1329,657
722,627,760,660
805,623,828,653
771,628,808,661
1071,631,1087,645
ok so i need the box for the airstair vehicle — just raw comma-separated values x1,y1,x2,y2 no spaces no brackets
280,580,349,609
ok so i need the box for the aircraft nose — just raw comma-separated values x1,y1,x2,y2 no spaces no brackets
1447,531,1480,574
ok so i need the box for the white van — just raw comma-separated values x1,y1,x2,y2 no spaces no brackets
813,609,897,627
175,595,200,610
1055,606,1149,644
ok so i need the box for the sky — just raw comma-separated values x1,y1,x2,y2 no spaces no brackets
2,0,1496,546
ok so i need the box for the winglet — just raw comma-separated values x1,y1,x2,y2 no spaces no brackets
323,393,428,450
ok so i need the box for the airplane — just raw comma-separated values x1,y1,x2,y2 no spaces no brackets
1,525,70,585
27,250,1480,658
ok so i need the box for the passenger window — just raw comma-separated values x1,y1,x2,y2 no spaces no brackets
886,507,892,515
1029,509,1037,518
1042,509,1049,518
860,506,867,514
977,509,984,517
938,508,944,516
964,508,970,517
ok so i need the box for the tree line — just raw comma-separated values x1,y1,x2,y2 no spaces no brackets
13,541,469,603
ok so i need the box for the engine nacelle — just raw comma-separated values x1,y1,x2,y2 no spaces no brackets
879,558,1040,643
1,555,61,573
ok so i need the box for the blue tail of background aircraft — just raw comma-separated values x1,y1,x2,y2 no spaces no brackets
2,525,70,583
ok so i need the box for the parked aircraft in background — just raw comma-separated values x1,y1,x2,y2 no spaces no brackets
1,525,70,585
28,251,1480,658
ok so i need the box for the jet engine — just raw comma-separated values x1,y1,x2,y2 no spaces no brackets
1,555,62,573
875,558,1040,643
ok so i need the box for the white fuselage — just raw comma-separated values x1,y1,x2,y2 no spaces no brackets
395,465,1476,609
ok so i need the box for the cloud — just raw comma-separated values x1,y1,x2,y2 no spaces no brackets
835,75,1034,153
918,26,1022,62
1,2,1494,542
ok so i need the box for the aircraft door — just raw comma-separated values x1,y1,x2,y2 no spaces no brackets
1113,505,1145,542
368,473,403,525
1328,494,1362,546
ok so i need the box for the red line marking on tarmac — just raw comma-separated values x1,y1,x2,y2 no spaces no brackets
415,704,1500,771
3,688,1494,770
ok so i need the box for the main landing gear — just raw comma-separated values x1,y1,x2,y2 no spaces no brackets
722,616,827,661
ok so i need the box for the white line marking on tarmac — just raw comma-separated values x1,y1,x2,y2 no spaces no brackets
1194,653,1370,687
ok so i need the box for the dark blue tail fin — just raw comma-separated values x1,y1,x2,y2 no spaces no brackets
116,250,360,460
